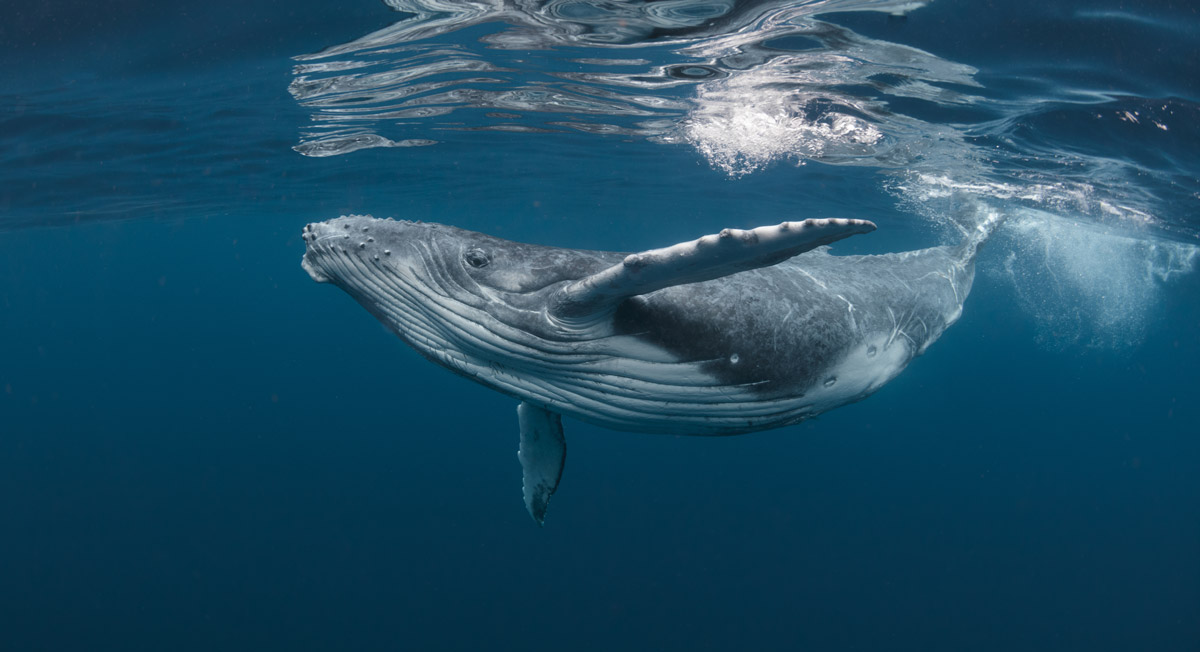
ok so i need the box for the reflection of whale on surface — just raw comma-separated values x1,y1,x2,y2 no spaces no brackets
301,212,998,523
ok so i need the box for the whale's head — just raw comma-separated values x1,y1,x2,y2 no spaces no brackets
301,214,485,295
301,214,616,372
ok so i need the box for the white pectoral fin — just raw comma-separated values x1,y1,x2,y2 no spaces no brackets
517,402,566,526
550,218,875,322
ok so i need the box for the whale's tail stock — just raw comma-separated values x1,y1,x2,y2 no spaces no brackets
963,204,1006,301
953,198,1007,265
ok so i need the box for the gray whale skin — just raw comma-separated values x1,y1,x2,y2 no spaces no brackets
301,213,996,524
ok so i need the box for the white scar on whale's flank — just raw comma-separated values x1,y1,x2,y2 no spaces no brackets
301,212,1000,524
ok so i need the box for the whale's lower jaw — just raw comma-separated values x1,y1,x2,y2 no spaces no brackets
447,333,914,437
305,245,918,434
349,289,913,436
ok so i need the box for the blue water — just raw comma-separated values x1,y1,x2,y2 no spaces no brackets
2,1,1198,650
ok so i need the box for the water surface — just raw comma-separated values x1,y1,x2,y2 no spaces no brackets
2,1,1198,650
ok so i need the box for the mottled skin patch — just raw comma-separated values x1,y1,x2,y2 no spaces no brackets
613,247,971,395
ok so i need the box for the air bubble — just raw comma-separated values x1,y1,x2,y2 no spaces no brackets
729,353,739,364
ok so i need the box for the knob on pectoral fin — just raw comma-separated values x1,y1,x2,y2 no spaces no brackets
517,402,566,526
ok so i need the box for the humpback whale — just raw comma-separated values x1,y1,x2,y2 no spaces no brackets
301,213,998,524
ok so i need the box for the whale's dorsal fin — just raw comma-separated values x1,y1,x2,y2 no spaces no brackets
550,218,875,323
517,402,566,526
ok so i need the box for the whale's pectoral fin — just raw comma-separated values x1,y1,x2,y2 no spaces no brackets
550,218,875,322
517,402,566,526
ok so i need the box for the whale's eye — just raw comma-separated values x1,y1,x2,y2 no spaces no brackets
464,247,491,268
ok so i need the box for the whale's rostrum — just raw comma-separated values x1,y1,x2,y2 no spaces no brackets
301,213,997,524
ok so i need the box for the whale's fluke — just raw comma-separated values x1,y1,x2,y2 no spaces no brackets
550,218,875,324
517,402,566,526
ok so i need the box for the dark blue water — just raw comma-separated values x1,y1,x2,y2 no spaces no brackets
2,1,1198,650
